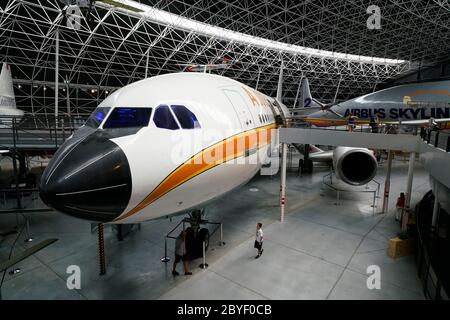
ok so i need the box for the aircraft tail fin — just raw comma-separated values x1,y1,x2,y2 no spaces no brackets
0,63,16,109
309,145,324,153
300,78,313,108
292,143,324,155
300,78,323,109
0,63,24,118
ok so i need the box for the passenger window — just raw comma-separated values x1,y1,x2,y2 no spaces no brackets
153,105,179,130
170,105,201,129
103,107,152,128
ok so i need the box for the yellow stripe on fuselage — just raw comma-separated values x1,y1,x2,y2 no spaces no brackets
114,123,277,221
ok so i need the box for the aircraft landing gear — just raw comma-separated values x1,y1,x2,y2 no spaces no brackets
161,209,224,268
184,209,210,259
299,158,313,174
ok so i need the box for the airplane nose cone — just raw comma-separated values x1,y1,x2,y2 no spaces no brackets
40,131,132,222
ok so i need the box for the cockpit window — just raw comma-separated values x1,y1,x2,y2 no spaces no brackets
170,105,201,129
153,105,179,130
103,107,152,129
85,107,110,128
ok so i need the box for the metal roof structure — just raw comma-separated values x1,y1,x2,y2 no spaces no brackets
1,0,449,115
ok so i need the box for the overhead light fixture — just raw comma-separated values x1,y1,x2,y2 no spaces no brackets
43,86,47,91
109,0,406,65
105,90,109,94
17,84,22,89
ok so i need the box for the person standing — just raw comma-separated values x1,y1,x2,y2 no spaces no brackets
347,113,356,132
396,192,406,223
172,230,192,276
369,116,378,133
374,112,382,133
254,223,264,259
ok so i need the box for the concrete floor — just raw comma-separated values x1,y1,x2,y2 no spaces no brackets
0,156,427,300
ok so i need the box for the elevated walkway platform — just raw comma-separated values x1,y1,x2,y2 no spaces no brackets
279,127,450,193
0,115,85,153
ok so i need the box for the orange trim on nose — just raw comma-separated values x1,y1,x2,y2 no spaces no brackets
114,124,276,221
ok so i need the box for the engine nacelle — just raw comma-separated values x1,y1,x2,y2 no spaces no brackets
333,147,377,186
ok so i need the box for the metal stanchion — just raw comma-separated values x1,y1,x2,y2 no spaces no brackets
219,223,225,246
335,190,340,205
199,241,208,269
161,238,170,262
371,191,377,210
97,223,106,275
434,131,440,147
24,215,33,243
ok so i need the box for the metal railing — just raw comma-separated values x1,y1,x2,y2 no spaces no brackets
416,198,450,300
0,114,88,150
419,127,450,152
322,171,381,211
160,216,224,269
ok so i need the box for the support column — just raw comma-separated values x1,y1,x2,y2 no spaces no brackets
97,223,106,275
65,75,70,117
255,69,261,90
431,185,440,232
280,143,287,222
54,30,59,120
144,49,150,79
382,150,394,213
293,75,303,109
402,152,415,231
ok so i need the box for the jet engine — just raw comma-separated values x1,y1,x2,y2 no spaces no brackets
333,147,378,186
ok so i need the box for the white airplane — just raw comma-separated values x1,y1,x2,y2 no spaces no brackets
0,63,24,125
39,72,378,224
297,77,450,128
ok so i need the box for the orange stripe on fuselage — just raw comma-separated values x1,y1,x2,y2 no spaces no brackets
114,124,276,221
408,90,450,97
303,118,348,127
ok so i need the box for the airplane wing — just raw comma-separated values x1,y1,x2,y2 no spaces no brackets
301,117,372,127
309,150,333,162
384,118,450,127
292,143,333,162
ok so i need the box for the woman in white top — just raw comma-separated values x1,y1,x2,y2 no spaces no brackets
254,222,264,259
172,230,192,276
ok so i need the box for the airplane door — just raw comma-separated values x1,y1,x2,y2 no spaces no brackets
222,89,255,130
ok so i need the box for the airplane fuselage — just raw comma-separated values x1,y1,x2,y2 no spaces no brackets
309,80,450,122
40,73,278,223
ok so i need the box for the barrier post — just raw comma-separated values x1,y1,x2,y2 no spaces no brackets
24,215,33,242
199,241,208,269
434,131,440,147
161,238,170,262
220,223,224,246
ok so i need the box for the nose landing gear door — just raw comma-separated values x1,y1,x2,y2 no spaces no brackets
222,89,254,130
